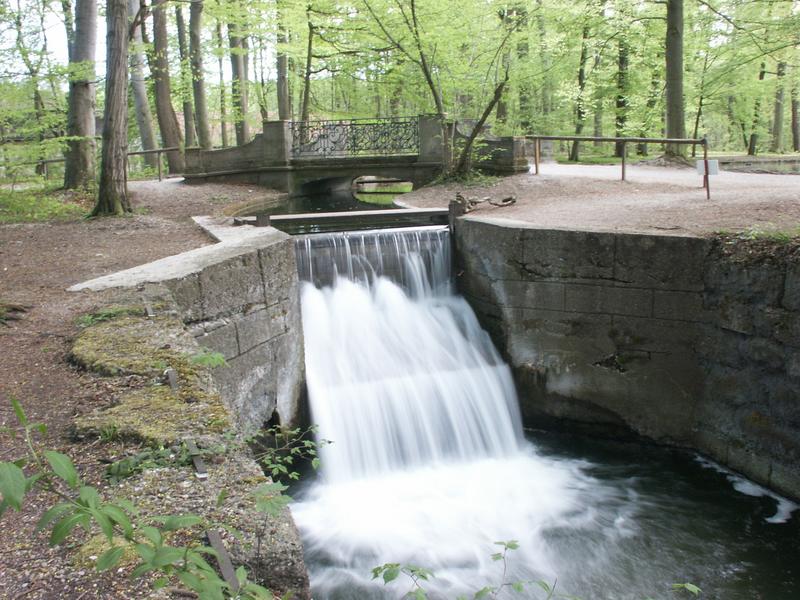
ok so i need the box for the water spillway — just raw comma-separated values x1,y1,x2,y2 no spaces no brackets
291,226,799,599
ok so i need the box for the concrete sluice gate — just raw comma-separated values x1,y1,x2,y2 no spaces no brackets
288,225,799,600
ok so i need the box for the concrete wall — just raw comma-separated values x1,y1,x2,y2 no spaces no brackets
71,224,305,434
455,216,800,500
167,234,304,433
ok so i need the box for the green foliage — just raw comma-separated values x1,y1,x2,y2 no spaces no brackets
0,398,280,599
76,306,145,328
250,424,329,484
190,348,228,369
0,187,86,224
104,445,194,485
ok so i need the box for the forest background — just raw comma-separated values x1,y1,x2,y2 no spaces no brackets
0,0,798,213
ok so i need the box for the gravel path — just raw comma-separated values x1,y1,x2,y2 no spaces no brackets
402,164,800,236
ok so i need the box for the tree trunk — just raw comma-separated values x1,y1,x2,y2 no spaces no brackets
791,85,799,152
569,26,589,162
175,5,197,147
94,0,129,216
216,21,228,147
614,37,629,157
748,97,761,155
189,0,211,149
150,0,184,173
637,65,661,155
63,0,96,189
300,14,314,123
769,62,786,152
665,0,686,157
691,53,709,157
229,22,250,144
535,0,551,117
128,0,158,168
277,16,290,120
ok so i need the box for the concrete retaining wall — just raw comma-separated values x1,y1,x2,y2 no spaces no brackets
70,221,305,434
455,216,800,500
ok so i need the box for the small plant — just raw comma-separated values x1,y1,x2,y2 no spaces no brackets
372,563,434,600
104,444,194,485
0,397,277,599
76,306,143,327
190,348,228,369
250,424,329,484
671,583,702,596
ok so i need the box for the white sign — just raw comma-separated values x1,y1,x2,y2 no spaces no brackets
696,159,720,175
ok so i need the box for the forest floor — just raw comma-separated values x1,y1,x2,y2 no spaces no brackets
0,166,798,598
402,163,800,237
0,179,281,599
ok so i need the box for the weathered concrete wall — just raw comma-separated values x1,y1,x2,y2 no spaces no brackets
455,216,800,500
70,222,305,434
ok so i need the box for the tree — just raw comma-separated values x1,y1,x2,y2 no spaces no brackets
93,0,130,216
149,0,185,173
128,0,158,168
189,0,212,149
62,0,97,190
665,0,686,156
175,4,197,147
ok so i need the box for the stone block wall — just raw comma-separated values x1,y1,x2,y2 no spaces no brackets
455,217,800,499
163,232,304,434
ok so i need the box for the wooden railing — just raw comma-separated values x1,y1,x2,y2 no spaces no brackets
18,146,182,182
526,135,711,199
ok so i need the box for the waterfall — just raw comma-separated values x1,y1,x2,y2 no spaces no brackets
295,226,523,482
292,227,629,599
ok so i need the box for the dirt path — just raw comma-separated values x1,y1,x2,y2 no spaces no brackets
402,164,800,236
0,180,282,599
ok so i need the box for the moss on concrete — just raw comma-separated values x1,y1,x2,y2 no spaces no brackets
71,307,230,446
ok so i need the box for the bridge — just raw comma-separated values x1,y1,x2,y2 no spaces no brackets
183,115,529,194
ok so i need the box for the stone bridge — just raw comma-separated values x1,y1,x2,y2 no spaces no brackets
184,116,529,194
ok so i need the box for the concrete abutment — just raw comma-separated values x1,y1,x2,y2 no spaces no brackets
454,216,800,501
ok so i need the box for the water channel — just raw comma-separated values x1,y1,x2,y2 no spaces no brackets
288,217,798,599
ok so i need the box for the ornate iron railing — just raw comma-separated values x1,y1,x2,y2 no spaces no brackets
290,117,419,158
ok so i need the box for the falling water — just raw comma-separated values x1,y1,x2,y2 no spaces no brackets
291,226,799,600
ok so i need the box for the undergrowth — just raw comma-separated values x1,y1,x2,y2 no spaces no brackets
0,185,89,223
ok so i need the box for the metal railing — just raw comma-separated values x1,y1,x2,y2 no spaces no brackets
17,146,181,182
290,116,420,158
526,135,711,198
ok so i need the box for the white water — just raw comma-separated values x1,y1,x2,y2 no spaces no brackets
292,228,634,598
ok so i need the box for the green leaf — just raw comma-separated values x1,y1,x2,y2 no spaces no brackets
78,486,100,507
44,451,79,489
130,561,154,579
11,397,28,427
158,514,203,532
412,589,427,600
89,508,114,541
216,489,229,508
139,526,162,547
50,513,87,545
151,545,186,568
96,546,125,571
178,570,203,592
236,565,248,585
382,565,401,584
490,552,503,561
0,498,9,520
134,543,155,563
102,505,133,539
474,587,493,599
35,502,72,532
0,462,26,510
672,583,702,596
535,580,552,594
511,581,524,593
153,577,169,590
